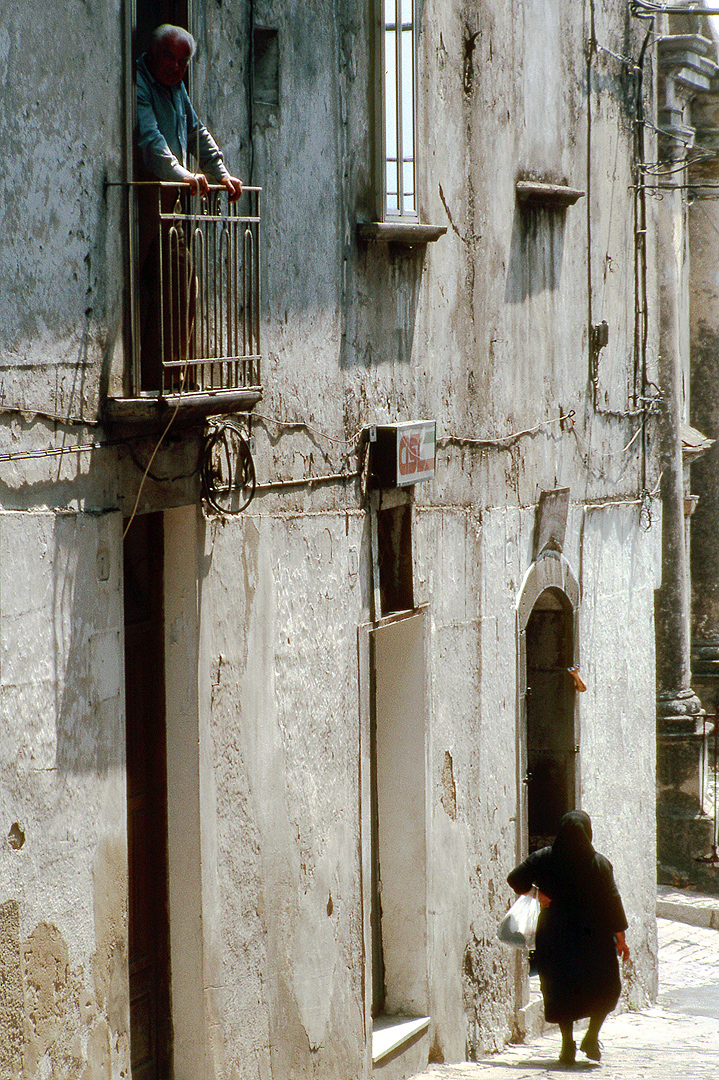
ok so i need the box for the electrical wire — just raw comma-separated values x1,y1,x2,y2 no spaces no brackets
640,119,717,161
0,404,101,426
253,469,361,493
632,1,719,16
630,28,652,493
596,42,643,69
122,384,186,538
587,0,597,403
583,495,648,510
127,437,202,483
0,440,108,463
572,414,648,462
439,410,576,450
251,411,365,448
201,420,256,512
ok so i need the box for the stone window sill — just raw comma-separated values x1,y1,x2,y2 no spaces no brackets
371,1014,430,1064
357,222,447,246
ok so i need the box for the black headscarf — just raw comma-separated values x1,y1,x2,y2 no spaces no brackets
545,810,597,901
552,810,594,862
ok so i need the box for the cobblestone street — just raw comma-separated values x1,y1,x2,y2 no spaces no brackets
409,891,719,1079
656,919,719,1019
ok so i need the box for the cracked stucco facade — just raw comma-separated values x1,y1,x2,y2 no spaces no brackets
1,2,662,1078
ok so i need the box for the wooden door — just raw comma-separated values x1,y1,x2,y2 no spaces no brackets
124,513,172,1080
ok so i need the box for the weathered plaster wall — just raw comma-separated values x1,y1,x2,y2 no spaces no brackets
163,506,206,1077
227,0,659,520
418,505,519,1059
416,0,656,500
578,502,661,1005
0,5,125,417
195,508,368,1078
0,0,663,1076
0,509,128,1079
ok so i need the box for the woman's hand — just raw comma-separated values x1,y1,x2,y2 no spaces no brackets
537,889,552,909
615,931,630,961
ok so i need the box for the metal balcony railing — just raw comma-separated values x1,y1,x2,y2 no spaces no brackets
129,183,261,398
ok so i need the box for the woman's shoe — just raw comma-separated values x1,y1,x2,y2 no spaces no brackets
580,1033,601,1061
559,1039,576,1064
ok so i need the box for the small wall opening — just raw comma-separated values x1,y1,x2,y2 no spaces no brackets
377,503,414,616
252,27,279,129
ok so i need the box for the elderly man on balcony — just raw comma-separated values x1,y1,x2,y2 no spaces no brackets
136,23,243,201
135,23,243,390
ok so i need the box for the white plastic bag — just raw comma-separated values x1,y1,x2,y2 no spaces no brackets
497,891,540,950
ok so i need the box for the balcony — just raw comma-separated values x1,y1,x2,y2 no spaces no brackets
105,183,262,433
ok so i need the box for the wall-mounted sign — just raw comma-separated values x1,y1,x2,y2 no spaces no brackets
368,420,436,488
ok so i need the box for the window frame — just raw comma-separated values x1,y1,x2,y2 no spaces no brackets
375,0,419,224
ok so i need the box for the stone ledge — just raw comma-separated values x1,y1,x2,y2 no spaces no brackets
103,387,262,437
516,994,545,1043
357,221,447,245
515,180,585,208
372,1015,430,1064
657,899,719,929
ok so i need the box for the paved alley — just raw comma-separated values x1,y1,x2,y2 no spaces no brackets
408,891,719,1079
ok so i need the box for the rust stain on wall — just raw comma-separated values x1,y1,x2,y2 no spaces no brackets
91,835,129,1041
18,837,129,1079
441,750,457,820
0,898,23,1079
23,922,71,1077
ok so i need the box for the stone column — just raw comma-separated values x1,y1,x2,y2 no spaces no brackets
655,35,715,882
688,86,719,883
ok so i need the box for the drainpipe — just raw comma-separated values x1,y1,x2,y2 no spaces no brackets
655,34,715,880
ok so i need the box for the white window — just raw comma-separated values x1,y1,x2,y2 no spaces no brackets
382,0,417,221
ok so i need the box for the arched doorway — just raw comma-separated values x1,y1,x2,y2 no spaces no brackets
517,552,580,856
525,588,576,851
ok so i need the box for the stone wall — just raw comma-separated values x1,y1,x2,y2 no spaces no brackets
0,510,127,1079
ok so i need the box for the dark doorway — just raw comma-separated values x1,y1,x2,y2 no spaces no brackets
525,588,576,852
124,513,172,1080
134,0,189,61
131,1,192,394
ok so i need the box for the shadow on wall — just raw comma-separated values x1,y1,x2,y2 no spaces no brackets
53,512,125,776
343,243,423,368
504,205,566,303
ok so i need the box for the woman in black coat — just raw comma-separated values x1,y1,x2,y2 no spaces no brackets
507,810,630,1064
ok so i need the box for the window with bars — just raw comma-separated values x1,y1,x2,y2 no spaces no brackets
382,0,417,221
